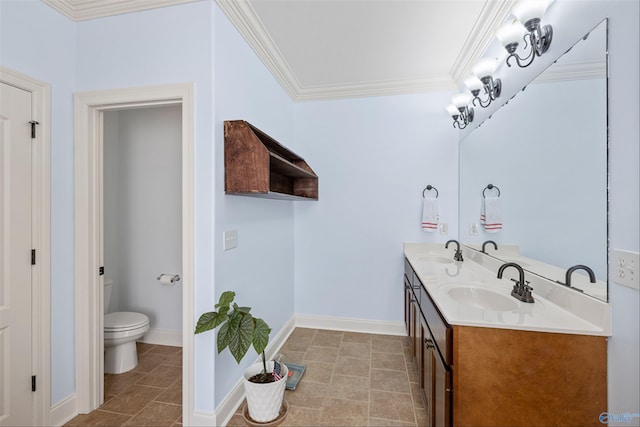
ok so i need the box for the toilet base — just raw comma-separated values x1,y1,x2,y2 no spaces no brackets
105,340,139,374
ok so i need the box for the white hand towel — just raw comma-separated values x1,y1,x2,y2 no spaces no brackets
480,196,502,233
422,196,438,232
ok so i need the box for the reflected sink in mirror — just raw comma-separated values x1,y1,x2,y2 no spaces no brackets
440,283,519,312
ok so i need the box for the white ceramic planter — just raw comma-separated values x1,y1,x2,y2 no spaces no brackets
243,361,288,423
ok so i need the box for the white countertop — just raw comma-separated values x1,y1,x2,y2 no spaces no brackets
404,242,611,336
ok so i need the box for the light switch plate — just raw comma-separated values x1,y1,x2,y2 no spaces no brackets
223,230,238,251
439,223,448,235
612,249,639,290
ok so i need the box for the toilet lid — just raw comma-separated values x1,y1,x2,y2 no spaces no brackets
105,311,149,332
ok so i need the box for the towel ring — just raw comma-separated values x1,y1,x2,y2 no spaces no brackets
483,184,501,198
422,185,439,198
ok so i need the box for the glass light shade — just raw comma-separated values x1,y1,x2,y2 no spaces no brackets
512,0,549,24
464,76,484,91
446,104,459,117
471,58,498,79
496,21,527,46
452,93,472,109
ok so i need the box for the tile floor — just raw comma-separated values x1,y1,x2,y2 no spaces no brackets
64,328,424,427
227,328,426,426
64,343,182,427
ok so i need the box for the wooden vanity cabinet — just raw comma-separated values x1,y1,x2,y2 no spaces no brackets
403,257,607,427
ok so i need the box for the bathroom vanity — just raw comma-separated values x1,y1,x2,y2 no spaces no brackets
404,243,609,427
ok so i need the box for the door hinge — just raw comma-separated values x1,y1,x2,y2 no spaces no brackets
32,375,36,392
29,121,39,139
31,249,36,265
99,266,104,276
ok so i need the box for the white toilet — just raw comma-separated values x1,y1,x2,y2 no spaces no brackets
104,280,150,374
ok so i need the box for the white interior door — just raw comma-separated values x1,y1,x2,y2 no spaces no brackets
0,82,34,426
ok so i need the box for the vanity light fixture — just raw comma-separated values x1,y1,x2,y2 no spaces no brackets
496,0,553,68
447,93,474,129
465,58,502,108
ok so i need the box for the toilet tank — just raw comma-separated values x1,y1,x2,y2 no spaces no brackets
104,280,113,313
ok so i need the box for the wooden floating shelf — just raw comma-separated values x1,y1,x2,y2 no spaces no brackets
224,120,318,200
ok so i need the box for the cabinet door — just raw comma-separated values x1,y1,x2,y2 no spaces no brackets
404,276,411,336
433,350,452,427
420,320,434,425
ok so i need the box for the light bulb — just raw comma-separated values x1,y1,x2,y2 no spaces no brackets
472,58,499,79
512,0,549,24
452,93,472,109
464,76,484,92
446,104,459,117
496,21,527,47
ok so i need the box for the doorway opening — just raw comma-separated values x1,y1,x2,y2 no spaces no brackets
74,84,194,424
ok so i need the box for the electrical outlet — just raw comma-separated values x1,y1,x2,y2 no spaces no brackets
223,230,238,251
469,223,479,236
613,249,639,290
439,223,448,235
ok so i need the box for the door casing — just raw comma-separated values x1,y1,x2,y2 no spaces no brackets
73,84,194,424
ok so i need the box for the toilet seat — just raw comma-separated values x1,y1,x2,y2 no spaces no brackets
105,311,149,332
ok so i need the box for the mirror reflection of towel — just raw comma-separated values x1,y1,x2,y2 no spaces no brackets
422,197,438,232
481,196,502,233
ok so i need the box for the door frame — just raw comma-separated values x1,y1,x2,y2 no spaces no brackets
0,66,51,426
73,84,194,423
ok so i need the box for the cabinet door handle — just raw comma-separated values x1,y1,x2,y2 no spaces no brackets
424,338,435,349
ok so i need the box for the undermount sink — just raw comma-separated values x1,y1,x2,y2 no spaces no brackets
442,283,519,312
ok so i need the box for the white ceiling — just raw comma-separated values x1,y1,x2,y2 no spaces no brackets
43,0,517,100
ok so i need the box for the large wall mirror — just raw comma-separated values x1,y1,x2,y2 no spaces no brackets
459,19,608,302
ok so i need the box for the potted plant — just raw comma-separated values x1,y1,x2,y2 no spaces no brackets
195,291,288,423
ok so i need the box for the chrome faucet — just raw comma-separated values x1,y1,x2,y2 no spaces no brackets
445,239,463,261
563,264,596,288
481,240,498,254
497,262,534,303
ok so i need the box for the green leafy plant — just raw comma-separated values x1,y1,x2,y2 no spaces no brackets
195,291,272,379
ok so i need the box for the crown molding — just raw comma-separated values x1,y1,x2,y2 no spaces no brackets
215,0,302,99
42,0,199,21
293,77,457,102
449,0,516,88
532,60,607,84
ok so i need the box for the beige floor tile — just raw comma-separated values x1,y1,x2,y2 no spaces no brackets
298,361,334,384
321,397,368,418
133,352,170,373
339,342,371,359
123,401,182,426
283,336,313,353
334,356,371,377
369,390,416,424
342,332,374,344
303,345,339,364
285,380,329,409
406,362,419,384
147,345,181,356
372,352,408,372
289,328,317,339
370,368,411,393
100,384,163,415
281,351,306,364
164,350,183,367
368,416,417,426
136,342,156,356
372,336,405,354
311,330,344,348
330,374,370,401
279,405,321,426
410,381,425,409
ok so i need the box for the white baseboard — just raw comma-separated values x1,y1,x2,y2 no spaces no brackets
215,314,296,427
50,393,77,427
295,314,405,336
188,410,217,426
139,328,182,347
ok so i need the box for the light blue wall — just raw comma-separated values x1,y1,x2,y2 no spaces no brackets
293,94,458,321
213,3,296,407
75,0,218,412
1,0,637,420
0,0,76,405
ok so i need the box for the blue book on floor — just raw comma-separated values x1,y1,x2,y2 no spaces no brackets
284,363,305,391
